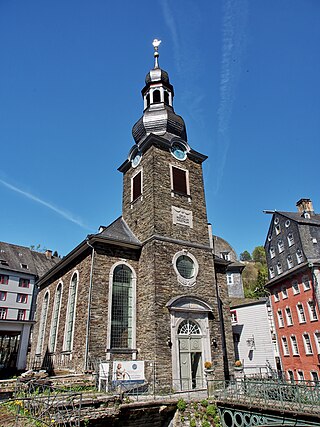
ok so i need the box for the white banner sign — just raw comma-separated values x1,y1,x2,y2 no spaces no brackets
112,361,145,383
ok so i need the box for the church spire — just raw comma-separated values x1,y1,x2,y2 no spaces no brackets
131,40,187,145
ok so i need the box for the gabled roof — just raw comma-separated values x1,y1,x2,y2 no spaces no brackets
0,241,59,277
90,217,141,247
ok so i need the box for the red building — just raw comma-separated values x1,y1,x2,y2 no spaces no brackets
264,199,320,383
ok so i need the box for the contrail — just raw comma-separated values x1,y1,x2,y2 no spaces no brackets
160,0,182,72
213,0,248,193
0,178,90,230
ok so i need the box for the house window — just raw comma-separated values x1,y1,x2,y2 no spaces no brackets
270,246,275,258
287,255,293,269
282,337,289,356
277,310,284,327
281,287,288,299
303,333,313,355
297,303,306,323
20,263,28,269
16,294,28,304
36,292,49,354
275,224,281,235
302,276,311,291
0,275,9,285
290,335,299,355
0,291,7,301
17,309,26,320
277,239,284,253
132,171,142,202
311,371,319,384
285,220,291,228
285,307,293,326
49,283,63,353
230,310,237,323
0,260,9,266
0,308,7,319
171,166,188,195
296,249,303,264
277,262,283,275
64,273,78,352
111,265,133,349
315,332,320,354
308,300,318,321
221,252,230,261
274,290,279,302
292,281,299,295
227,273,234,285
269,267,275,279
19,278,30,288
287,370,294,383
297,371,304,382
287,233,294,246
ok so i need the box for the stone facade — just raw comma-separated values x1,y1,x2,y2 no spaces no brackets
29,47,234,390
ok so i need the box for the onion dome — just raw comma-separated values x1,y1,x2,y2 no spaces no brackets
132,39,187,145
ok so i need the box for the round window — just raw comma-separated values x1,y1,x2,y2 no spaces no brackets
131,150,142,168
176,255,195,279
171,142,187,161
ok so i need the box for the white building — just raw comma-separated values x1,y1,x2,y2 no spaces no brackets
0,242,58,376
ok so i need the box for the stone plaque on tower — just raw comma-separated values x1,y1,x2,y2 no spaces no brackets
172,206,193,228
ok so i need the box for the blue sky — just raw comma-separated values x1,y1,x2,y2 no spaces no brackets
0,0,319,258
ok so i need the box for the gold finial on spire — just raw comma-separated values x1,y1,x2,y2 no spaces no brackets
152,39,161,69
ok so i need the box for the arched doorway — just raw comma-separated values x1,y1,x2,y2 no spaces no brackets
178,319,203,390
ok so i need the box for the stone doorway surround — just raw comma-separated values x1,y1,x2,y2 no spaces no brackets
166,296,213,390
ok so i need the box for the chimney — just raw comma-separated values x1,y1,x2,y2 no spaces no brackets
45,249,52,259
296,198,314,215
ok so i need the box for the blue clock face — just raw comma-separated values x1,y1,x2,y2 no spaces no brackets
171,143,187,160
131,151,142,168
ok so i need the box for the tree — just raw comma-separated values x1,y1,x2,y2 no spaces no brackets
240,250,252,261
252,246,266,265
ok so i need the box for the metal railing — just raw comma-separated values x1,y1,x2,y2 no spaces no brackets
208,378,320,416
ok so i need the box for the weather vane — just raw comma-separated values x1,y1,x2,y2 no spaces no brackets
152,39,161,69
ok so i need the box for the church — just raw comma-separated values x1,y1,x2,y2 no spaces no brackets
29,41,234,391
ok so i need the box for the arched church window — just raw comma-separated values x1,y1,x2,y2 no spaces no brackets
64,273,78,352
111,265,133,348
164,90,169,105
36,291,49,354
49,282,63,353
178,319,201,335
153,89,161,103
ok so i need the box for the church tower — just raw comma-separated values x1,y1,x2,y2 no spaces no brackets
118,40,233,387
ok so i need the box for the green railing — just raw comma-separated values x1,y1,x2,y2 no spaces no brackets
208,379,320,415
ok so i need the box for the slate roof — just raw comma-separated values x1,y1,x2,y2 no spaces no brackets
0,241,60,277
213,235,237,261
90,217,141,247
276,211,320,226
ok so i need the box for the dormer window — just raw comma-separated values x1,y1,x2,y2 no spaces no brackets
0,259,9,266
20,263,28,269
221,252,230,261
303,212,311,219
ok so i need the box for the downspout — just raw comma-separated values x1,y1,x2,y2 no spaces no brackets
84,239,95,372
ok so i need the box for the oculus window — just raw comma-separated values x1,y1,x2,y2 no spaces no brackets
173,251,198,287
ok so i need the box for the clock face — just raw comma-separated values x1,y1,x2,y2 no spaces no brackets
131,151,142,168
171,143,187,161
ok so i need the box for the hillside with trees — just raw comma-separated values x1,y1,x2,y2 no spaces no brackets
240,246,268,298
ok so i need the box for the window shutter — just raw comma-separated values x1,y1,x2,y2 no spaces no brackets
172,167,187,194
132,172,142,201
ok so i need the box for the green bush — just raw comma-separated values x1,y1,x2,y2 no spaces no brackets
201,421,210,427
200,399,208,407
190,419,196,427
177,398,187,412
206,404,217,417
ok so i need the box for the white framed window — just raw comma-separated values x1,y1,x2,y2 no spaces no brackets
308,300,318,321
302,333,313,355
277,239,284,253
314,332,320,354
277,310,284,327
230,310,237,324
270,246,275,258
277,262,283,275
311,371,319,384
227,272,234,285
287,255,293,269
297,371,304,382
0,291,7,301
285,307,293,326
0,274,9,285
275,224,281,235
287,233,294,246
274,290,279,302
221,252,230,261
49,282,63,353
131,168,143,203
63,272,78,352
302,276,311,291
269,267,275,279
17,309,26,321
36,291,50,355
290,335,299,355
296,249,303,264
292,281,300,295
296,303,306,323
0,308,7,320
16,293,28,304
282,337,289,356
173,250,199,287
287,370,294,383
281,287,288,299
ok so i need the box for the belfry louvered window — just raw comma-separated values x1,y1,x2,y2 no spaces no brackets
64,274,78,352
172,167,187,195
132,171,142,201
111,265,133,349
